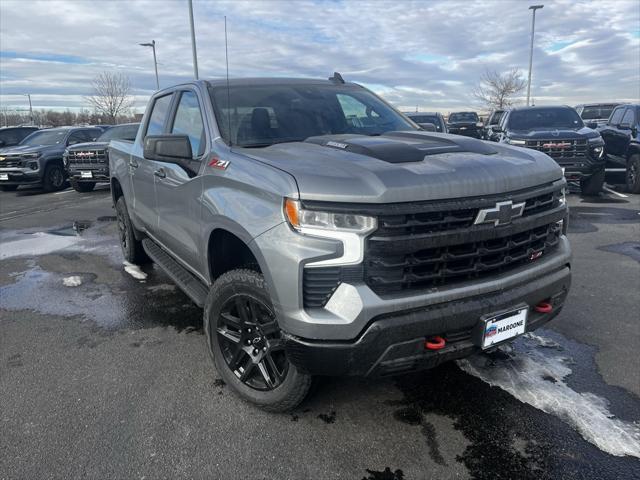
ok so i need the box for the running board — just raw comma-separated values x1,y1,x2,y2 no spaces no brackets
142,239,208,307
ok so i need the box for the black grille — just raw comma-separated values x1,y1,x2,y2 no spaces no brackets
525,139,587,160
67,149,108,165
0,155,23,168
366,223,561,295
375,189,560,236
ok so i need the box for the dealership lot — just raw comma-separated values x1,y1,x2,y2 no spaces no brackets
0,183,638,479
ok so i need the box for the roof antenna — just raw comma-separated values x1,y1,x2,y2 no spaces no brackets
224,16,232,146
329,72,345,84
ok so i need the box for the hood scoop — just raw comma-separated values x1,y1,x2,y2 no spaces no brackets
305,131,497,164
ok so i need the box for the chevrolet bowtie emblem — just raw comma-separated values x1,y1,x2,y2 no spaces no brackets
474,201,526,226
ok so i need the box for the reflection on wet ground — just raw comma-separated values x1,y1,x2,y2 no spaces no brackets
598,242,640,263
568,205,640,233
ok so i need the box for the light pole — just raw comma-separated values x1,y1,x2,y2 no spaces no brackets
139,40,160,90
188,0,199,79
526,5,543,106
23,94,34,125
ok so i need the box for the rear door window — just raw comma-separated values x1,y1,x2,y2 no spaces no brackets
621,108,635,126
146,94,174,136
170,91,205,158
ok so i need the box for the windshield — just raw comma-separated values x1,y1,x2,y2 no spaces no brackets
408,115,443,131
448,112,478,123
98,124,140,141
489,111,505,125
580,105,617,120
209,83,416,147
19,130,67,146
508,108,584,131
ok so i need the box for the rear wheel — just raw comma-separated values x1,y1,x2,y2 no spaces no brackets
72,181,96,193
115,196,149,264
43,163,66,192
580,169,605,196
204,269,311,412
0,185,18,192
626,155,640,194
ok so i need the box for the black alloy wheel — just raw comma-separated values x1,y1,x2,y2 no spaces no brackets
216,294,288,390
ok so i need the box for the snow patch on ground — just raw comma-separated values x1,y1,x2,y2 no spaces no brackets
62,276,82,287
457,334,640,459
0,232,86,260
123,261,147,281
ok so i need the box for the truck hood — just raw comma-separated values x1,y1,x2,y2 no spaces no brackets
507,127,600,140
238,132,562,203
0,144,64,156
67,141,109,151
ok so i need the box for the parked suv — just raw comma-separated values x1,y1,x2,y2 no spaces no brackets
110,77,571,411
64,123,139,192
496,106,606,194
484,109,505,141
0,126,39,150
447,111,483,138
0,126,102,191
599,104,640,193
575,103,619,127
405,112,447,132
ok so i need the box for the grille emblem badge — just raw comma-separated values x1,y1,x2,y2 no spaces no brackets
474,201,526,226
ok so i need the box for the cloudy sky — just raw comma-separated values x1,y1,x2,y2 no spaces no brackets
1,0,638,114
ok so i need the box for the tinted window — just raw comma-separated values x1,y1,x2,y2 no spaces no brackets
621,108,635,125
448,112,479,123
580,105,617,120
20,129,67,146
0,129,21,146
98,124,140,141
609,107,626,126
171,91,205,157
507,108,583,130
488,111,504,125
67,132,86,145
80,129,100,141
146,94,173,136
209,83,415,147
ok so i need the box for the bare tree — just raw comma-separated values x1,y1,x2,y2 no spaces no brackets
473,68,527,110
85,72,133,124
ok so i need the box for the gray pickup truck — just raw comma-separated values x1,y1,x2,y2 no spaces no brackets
109,76,571,411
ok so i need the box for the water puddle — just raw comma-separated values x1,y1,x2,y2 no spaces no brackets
598,242,640,263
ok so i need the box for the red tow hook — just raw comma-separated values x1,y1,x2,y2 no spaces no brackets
425,336,446,350
534,301,553,314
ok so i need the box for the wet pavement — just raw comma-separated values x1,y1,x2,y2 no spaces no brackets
1,184,639,479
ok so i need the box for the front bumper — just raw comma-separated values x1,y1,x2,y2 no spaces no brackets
67,165,110,183
285,264,570,377
0,169,42,186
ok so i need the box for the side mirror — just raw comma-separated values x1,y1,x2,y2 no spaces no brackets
418,122,437,132
586,121,598,129
491,125,502,133
618,123,631,131
143,134,194,174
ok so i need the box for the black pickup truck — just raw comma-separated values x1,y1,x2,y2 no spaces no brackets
447,111,483,138
599,104,640,193
64,123,139,192
496,106,606,194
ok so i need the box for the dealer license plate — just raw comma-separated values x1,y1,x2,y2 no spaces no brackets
0,173,8,181
482,307,528,348
81,171,93,179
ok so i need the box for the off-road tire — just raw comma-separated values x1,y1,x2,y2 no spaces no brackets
204,269,312,412
0,185,18,191
626,154,640,194
580,169,605,196
72,181,96,193
42,162,66,192
115,196,149,264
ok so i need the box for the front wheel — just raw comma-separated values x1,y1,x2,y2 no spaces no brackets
115,196,149,264
72,181,96,193
204,269,312,412
626,155,640,194
580,169,605,196
42,163,66,192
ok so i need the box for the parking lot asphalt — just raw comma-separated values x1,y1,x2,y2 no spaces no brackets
1,182,639,479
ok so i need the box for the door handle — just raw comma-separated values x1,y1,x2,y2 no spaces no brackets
153,168,166,179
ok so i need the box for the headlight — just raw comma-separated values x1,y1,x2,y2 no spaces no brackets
588,137,605,159
559,187,566,206
505,137,526,145
284,198,376,267
22,153,40,159
284,199,376,233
